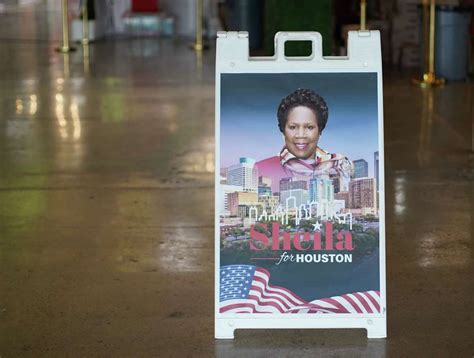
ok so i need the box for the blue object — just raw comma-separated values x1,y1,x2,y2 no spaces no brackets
435,6,471,81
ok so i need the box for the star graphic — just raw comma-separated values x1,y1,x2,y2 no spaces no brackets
312,221,322,231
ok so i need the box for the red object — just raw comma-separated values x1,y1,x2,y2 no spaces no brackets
131,0,159,13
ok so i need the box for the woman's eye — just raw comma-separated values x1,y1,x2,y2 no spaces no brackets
307,126,314,130
289,126,296,130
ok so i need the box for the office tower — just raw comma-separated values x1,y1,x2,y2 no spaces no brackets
330,174,341,193
227,192,259,216
279,177,291,192
309,177,334,203
334,191,349,207
227,157,258,192
353,159,369,178
349,177,376,209
374,151,379,191
220,184,243,215
289,180,307,190
279,178,308,192
258,195,279,213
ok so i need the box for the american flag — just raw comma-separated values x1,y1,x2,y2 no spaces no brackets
219,265,380,314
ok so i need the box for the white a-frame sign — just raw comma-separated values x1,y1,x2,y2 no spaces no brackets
215,31,387,339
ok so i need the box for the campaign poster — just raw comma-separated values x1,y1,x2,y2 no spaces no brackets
218,73,382,315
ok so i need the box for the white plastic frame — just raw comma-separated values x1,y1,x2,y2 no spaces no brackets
215,31,387,339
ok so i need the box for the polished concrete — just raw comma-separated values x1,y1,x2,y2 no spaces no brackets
0,2,473,357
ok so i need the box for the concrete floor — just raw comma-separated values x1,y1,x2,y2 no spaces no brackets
0,2,473,357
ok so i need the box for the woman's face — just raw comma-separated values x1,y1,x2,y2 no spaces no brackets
284,106,320,160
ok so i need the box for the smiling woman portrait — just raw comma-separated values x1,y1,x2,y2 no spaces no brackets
256,88,353,193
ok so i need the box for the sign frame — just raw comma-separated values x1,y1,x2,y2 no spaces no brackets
215,31,387,339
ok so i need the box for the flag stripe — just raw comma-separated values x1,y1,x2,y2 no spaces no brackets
247,294,286,312
251,279,303,307
312,297,351,313
347,293,367,313
325,296,357,313
249,285,294,310
219,265,381,315
362,291,380,313
221,302,280,314
341,294,363,313
353,292,373,313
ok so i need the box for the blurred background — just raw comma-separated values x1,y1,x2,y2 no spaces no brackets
1,0,472,77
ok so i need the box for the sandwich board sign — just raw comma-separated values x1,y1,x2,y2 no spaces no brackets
215,31,386,339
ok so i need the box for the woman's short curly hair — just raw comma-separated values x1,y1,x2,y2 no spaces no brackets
277,89,328,133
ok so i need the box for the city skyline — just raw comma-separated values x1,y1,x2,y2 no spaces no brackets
220,155,378,220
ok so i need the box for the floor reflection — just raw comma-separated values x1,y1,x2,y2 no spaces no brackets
417,88,434,167
214,331,387,357
393,175,406,217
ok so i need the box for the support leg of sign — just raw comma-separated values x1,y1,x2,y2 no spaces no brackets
215,320,235,339
366,317,387,339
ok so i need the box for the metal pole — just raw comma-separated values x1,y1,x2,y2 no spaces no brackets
196,0,203,50
56,0,75,52
422,0,430,74
360,0,367,31
191,0,207,51
428,0,435,74
81,0,89,45
412,0,444,87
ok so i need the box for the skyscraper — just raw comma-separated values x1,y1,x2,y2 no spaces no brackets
353,159,369,178
279,178,307,192
227,192,259,216
374,151,379,191
349,177,376,209
309,177,334,203
334,191,349,207
220,184,243,215
290,180,308,190
279,177,292,192
227,157,258,192
258,195,279,213
330,174,341,193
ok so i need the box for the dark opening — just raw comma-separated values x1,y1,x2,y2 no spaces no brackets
284,41,313,57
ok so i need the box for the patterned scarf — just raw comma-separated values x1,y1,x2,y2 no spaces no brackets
280,146,353,179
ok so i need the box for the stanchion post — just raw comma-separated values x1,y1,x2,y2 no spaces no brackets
190,0,208,51
56,0,76,53
422,0,430,73
360,0,367,31
195,0,203,51
81,0,89,45
428,0,436,75
412,0,444,87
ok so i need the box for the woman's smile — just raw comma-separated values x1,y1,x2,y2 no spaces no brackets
295,143,309,150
